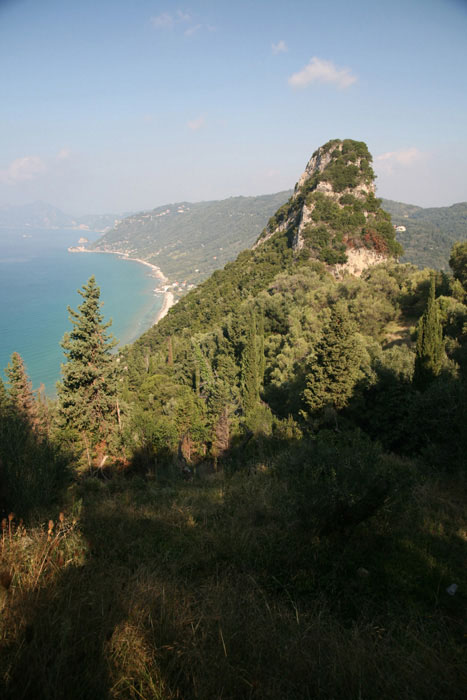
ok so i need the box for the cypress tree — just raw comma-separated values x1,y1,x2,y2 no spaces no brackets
413,275,444,389
57,276,118,468
303,302,362,414
256,312,266,393
5,352,38,427
241,312,259,415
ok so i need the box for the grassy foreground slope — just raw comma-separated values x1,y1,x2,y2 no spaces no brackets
1,468,466,700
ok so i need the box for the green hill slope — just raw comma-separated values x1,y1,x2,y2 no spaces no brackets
90,192,292,284
382,199,467,269
89,194,466,290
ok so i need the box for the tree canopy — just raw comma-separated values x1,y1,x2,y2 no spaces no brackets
57,276,119,467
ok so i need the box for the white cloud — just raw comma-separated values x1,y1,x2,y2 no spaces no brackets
272,40,287,54
185,23,202,36
376,147,422,166
150,12,174,28
0,155,47,184
288,57,357,89
151,10,212,36
56,148,71,161
187,116,205,131
375,147,424,174
176,10,191,23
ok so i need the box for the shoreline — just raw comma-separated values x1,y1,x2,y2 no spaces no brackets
155,291,175,324
68,246,175,326
68,246,168,283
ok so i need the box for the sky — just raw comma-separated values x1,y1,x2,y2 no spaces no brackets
1,0,466,214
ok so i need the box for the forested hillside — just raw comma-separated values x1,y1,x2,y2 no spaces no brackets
90,192,292,283
1,140,466,699
382,199,467,269
86,188,466,288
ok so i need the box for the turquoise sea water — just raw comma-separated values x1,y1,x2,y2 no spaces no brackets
0,228,163,395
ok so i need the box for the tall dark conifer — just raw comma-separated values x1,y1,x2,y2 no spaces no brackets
256,312,266,393
58,276,118,467
241,312,259,415
413,276,444,389
5,352,38,427
303,303,361,414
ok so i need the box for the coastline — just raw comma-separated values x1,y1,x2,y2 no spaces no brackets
68,246,168,283
68,245,175,326
155,291,175,323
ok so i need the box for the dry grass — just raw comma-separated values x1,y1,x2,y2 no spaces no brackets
0,474,466,699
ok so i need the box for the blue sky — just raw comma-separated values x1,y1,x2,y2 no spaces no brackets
1,0,466,214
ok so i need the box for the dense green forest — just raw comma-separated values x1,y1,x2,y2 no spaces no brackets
1,140,466,699
383,199,467,270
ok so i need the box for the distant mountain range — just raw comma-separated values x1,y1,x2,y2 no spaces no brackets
2,196,466,280
0,201,122,233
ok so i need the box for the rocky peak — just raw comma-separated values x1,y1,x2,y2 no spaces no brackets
255,139,403,275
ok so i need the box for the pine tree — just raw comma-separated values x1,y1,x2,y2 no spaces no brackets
413,275,444,389
5,352,38,427
57,276,118,467
303,303,362,414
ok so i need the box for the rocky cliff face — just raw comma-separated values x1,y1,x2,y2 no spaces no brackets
255,139,402,276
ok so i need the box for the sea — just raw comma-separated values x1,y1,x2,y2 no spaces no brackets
0,227,163,396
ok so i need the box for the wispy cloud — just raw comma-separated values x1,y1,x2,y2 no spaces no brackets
0,148,73,185
185,23,202,36
150,12,174,29
187,115,206,131
176,10,191,23
56,148,71,161
0,155,47,184
375,147,424,174
288,57,357,89
272,40,287,54
150,9,212,36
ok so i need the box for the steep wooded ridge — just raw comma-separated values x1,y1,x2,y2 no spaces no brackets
255,138,403,272
132,139,400,344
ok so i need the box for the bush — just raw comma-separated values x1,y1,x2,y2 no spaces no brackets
0,411,69,518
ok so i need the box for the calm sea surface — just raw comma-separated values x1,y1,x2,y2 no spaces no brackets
0,228,163,395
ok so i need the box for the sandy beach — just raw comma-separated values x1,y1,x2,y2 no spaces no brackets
155,291,175,323
127,256,168,284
